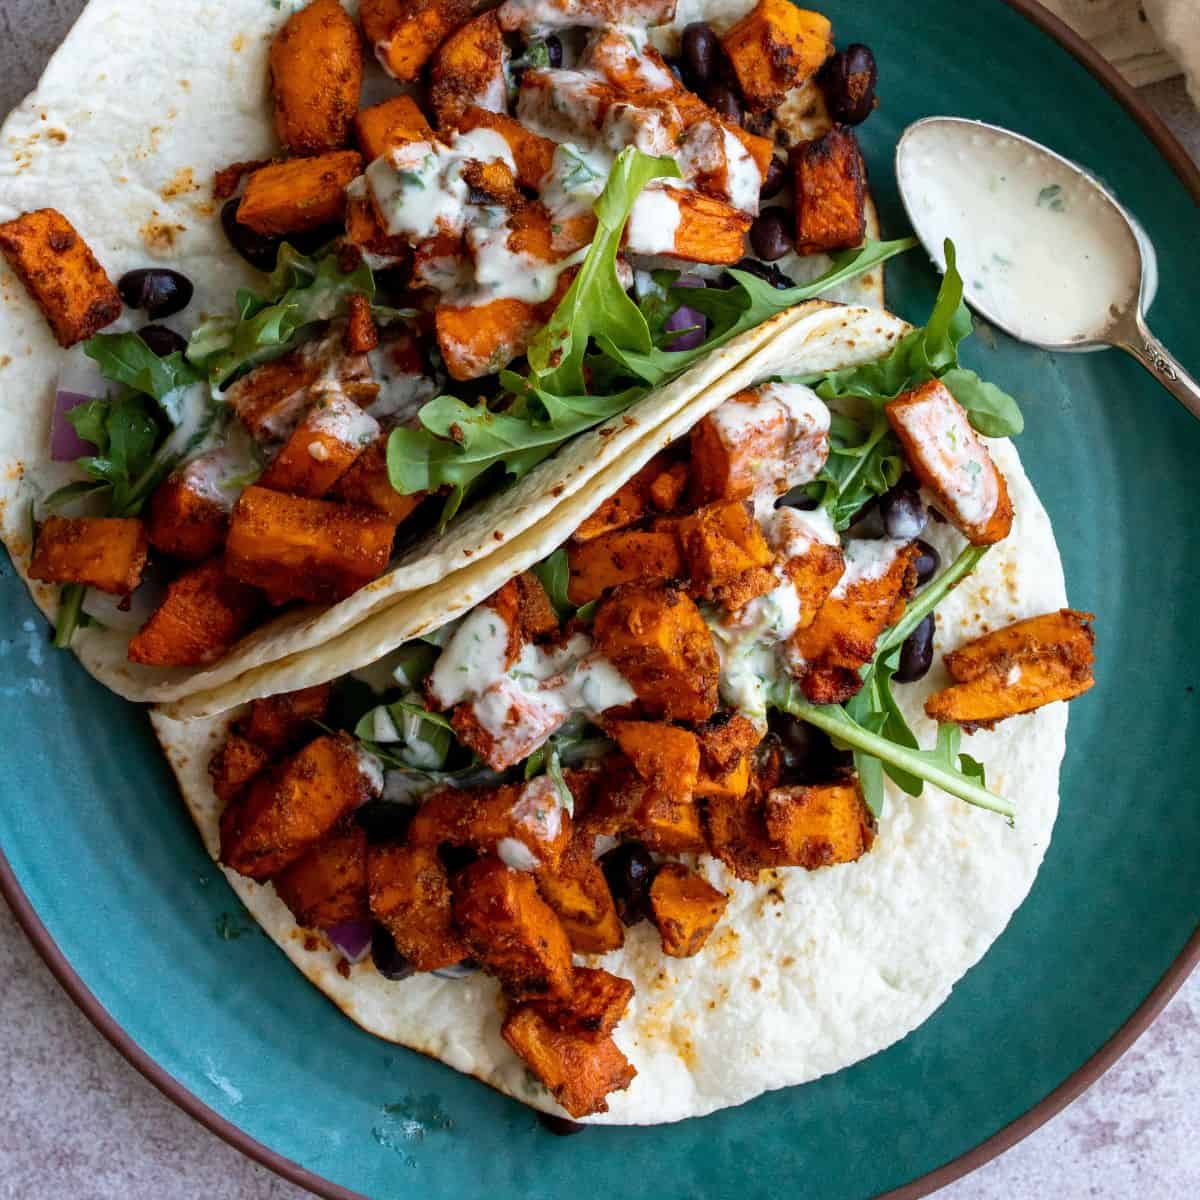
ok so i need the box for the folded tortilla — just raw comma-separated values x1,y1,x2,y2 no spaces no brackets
0,0,883,707
150,299,1067,1123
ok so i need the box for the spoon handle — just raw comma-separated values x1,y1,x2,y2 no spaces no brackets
1112,310,1200,423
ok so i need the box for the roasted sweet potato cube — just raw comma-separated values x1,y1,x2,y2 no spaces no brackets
360,0,472,82
221,733,380,879
224,486,396,605
146,460,234,561
128,558,262,666
610,720,704,852
436,297,545,381
789,542,919,704
765,782,874,869
484,571,559,665
460,157,523,208
625,187,751,264
648,461,688,512
528,967,634,1038
679,499,775,609
452,856,574,1000
695,713,759,800
885,379,1015,545
456,107,556,189
429,11,508,130
722,0,832,109
593,582,719,722
269,0,363,155
236,683,332,754
925,609,1096,730
344,293,378,354
498,0,676,31
237,151,362,235
330,436,423,523
452,681,566,772
258,396,380,498
572,455,684,543
637,787,706,854
273,822,369,928
0,209,120,346
345,189,411,261
502,1006,636,1118
567,530,684,606
354,95,434,161
209,733,271,805
703,783,780,880
769,507,845,630
535,837,625,955
649,863,728,957
582,29,679,94
30,516,147,594
791,127,866,254
368,841,468,970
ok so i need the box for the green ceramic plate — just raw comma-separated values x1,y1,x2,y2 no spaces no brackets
2,1,1198,1196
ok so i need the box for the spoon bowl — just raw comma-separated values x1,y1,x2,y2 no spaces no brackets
895,117,1200,419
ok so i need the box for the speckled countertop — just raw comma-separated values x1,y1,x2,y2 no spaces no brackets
1,3,1198,1197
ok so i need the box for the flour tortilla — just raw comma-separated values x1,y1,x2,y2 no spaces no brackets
0,0,883,706
150,359,1067,1123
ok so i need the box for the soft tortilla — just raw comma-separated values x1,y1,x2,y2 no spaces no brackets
150,350,1067,1123
0,0,882,706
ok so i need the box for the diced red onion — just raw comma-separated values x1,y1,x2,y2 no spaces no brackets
326,920,373,963
675,274,706,289
664,305,707,351
51,390,99,461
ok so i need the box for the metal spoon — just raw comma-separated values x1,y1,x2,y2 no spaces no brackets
895,116,1200,421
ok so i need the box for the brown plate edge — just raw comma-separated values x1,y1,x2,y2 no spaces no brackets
0,2,1197,1199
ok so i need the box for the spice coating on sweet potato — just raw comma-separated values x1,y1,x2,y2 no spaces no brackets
236,683,332,755
354,95,435,161
435,297,548,382
30,516,147,594
649,862,728,957
567,529,684,606
269,0,363,155
0,209,121,346
368,841,468,970
535,832,625,954
925,609,1096,730
429,11,509,130
885,380,1014,545
679,499,775,610
624,188,751,264
721,0,832,109
361,0,472,83
257,396,380,498
209,733,271,806
764,782,874,869
456,107,557,190
273,822,369,928
791,126,866,254
224,486,396,605
146,465,232,562
330,436,424,524
128,559,262,666
527,967,634,1038
237,151,362,235
608,720,705,852
452,856,574,1001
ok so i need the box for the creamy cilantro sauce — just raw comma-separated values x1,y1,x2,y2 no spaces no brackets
500,0,677,32
830,537,906,599
626,185,684,255
305,395,380,451
898,120,1142,345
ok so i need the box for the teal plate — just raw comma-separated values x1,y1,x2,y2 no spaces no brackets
2,2,1198,1197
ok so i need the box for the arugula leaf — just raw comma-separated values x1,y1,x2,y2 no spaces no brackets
940,367,1025,437
84,332,201,423
53,584,88,649
532,548,572,617
69,392,165,515
187,244,377,386
806,410,904,530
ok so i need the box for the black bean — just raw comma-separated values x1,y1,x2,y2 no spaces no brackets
289,223,342,256
220,197,282,271
760,156,787,200
137,324,188,357
766,711,852,782
749,207,793,262
538,1113,587,1136
778,487,819,511
880,486,928,540
846,496,885,540
599,842,657,926
371,926,415,981
354,800,414,844
706,83,742,125
718,257,795,291
894,614,935,683
817,43,878,126
440,843,479,874
117,268,194,318
544,34,563,68
912,538,940,587
682,23,718,87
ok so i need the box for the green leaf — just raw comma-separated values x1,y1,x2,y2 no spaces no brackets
940,367,1024,437
65,399,112,452
84,332,201,420
806,409,904,530
53,583,87,648
532,549,571,617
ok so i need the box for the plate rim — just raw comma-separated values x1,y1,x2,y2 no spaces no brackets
2,2,1198,1198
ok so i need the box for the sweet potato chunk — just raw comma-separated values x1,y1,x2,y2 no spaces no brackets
360,0,472,82
368,841,468,970
567,529,684,606
209,733,271,805
703,782,780,881
582,29,679,95
273,822,369,928
679,499,775,610
722,0,832,109
624,187,751,264
147,460,234,561
502,1006,636,1118
649,863,728,957
436,297,546,382
528,967,634,1038
451,681,566,772
452,857,574,1001
695,713,759,800
224,486,396,605
221,734,380,879
885,379,1015,545
483,571,559,666
344,293,378,354
345,188,411,261
429,12,508,130
269,0,363,155
535,833,624,954
330,436,423,523
789,542,919,704
128,558,262,666
609,720,704,853
925,609,1096,730
572,457,681,543
455,107,556,189
257,395,380,498
354,95,434,161
30,516,147,594
237,151,362,235
236,683,332,755
498,0,675,32
769,508,845,630
594,582,719,722
791,127,866,254
0,209,120,346
764,782,874,869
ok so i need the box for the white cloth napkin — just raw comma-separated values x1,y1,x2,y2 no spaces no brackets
1144,0,1200,103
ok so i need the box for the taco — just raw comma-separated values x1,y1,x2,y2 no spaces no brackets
150,278,1097,1124
0,0,904,705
